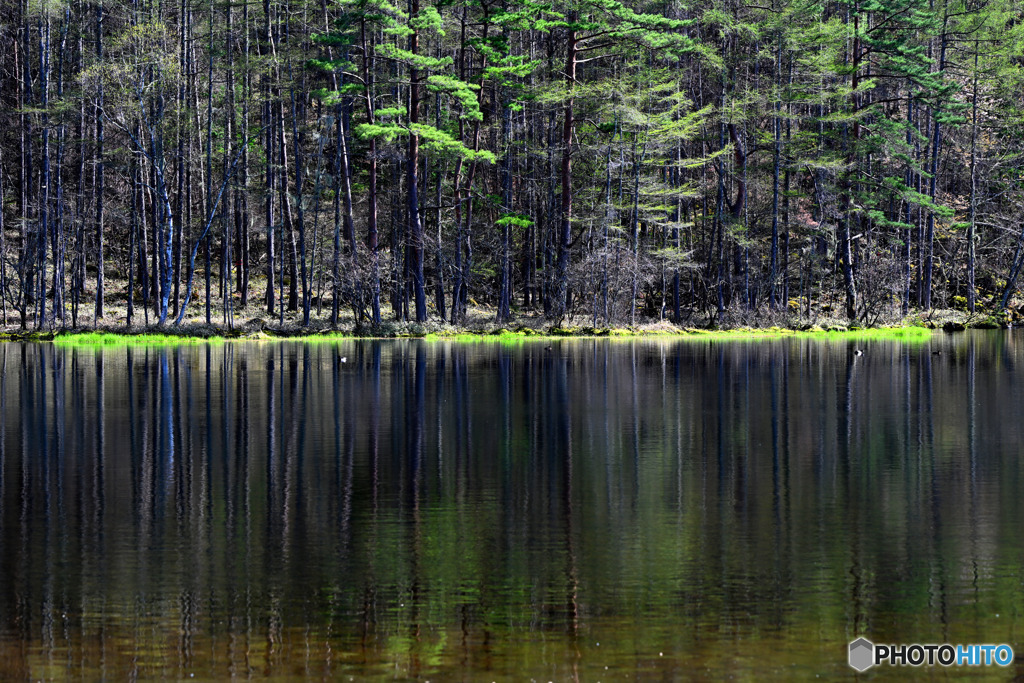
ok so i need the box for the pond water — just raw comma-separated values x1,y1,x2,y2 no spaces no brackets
1,333,1023,680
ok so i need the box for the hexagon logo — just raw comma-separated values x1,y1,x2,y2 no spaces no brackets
849,637,875,672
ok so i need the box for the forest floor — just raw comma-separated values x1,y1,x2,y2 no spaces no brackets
0,274,1010,341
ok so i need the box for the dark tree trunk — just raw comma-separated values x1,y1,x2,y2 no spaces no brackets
768,26,782,309
94,1,104,321
37,16,50,329
923,28,948,310
407,0,427,323
968,41,979,314
290,82,310,326
554,16,576,320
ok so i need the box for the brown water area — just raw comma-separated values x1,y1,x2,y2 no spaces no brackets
1,334,1023,680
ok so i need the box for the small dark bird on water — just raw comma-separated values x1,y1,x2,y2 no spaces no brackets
932,350,942,356
544,346,553,352
853,348,864,356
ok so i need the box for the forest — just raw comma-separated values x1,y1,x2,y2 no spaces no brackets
1,0,1023,331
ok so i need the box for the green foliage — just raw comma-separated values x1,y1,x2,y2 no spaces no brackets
410,123,496,162
355,122,408,142
495,214,534,228
410,5,444,33
376,42,454,69
425,75,482,120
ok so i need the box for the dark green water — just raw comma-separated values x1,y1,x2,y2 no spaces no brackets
1,333,1023,680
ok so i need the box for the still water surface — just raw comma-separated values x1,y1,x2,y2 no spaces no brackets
1,333,1023,680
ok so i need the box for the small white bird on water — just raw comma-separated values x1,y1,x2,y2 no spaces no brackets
853,348,864,356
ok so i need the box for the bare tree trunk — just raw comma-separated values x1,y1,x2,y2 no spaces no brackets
52,12,70,326
967,41,978,313
360,18,380,324
838,12,860,321
903,94,914,315
265,100,276,316
923,26,948,310
768,23,782,309
264,0,276,315
238,0,251,308
204,0,215,324
554,16,576,320
224,0,235,329
290,79,310,326
340,114,356,276
136,142,151,322
0,146,6,327
173,0,188,318
278,98,299,314
94,0,104,322
407,0,427,322
37,15,51,329
127,151,137,326
497,100,512,324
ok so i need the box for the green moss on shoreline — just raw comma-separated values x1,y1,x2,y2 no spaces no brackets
49,332,226,346
0,324,945,346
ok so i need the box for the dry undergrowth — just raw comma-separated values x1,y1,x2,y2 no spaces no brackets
0,274,995,339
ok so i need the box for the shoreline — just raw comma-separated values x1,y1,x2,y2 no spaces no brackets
0,321,1001,345
0,302,1010,344
0,306,1008,345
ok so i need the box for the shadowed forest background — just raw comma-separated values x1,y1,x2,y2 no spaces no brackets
2,0,1024,330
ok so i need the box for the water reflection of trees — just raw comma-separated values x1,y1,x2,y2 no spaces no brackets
0,336,1023,678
